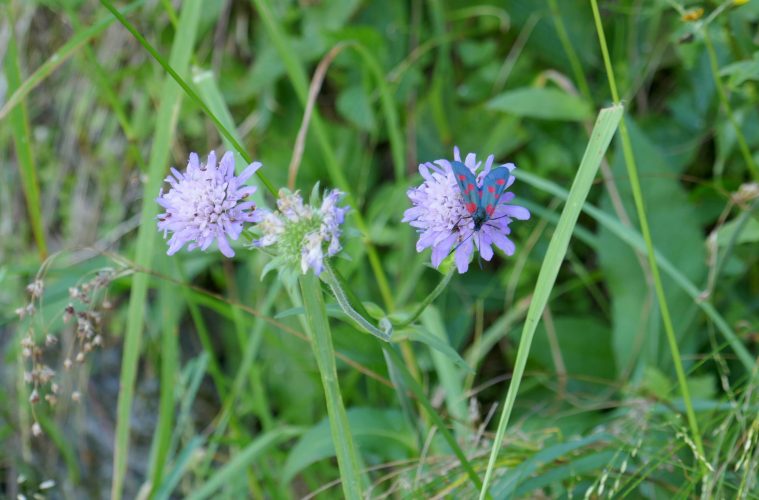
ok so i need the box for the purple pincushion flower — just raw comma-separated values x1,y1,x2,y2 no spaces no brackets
402,147,530,273
157,151,262,258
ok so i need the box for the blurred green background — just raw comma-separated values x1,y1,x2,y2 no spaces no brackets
2,0,758,498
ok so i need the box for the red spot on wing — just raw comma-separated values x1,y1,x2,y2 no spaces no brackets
458,175,467,181
465,202,477,214
486,204,494,216
479,191,483,197
496,178,506,185
487,186,495,194
467,183,474,192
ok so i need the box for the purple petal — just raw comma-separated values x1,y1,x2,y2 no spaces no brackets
490,231,515,255
188,153,200,171
238,161,262,183
220,151,235,179
464,153,477,170
431,233,457,267
483,155,494,175
477,232,494,261
217,235,234,258
501,204,530,220
207,151,217,171
454,238,473,273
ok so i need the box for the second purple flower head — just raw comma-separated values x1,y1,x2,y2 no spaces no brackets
403,147,530,273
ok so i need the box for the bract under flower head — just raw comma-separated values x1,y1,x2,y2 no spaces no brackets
156,151,262,258
402,147,530,273
255,188,348,276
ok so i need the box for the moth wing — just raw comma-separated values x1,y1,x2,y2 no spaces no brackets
451,161,481,215
480,167,512,217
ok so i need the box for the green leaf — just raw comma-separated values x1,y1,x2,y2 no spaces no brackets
532,316,616,381
491,433,614,497
487,87,592,121
719,51,759,87
186,428,301,500
421,307,469,438
642,366,672,400
717,216,759,246
480,104,624,498
393,325,472,373
336,85,377,132
282,408,415,483
597,119,706,373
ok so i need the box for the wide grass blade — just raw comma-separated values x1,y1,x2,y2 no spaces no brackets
478,104,624,498
193,70,267,207
185,428,301,500
146,264,181,493
299,272,365,499
107,1,203,498
4,7,47,260
100,0,276,196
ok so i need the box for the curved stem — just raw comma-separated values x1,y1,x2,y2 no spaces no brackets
323,260,392,342
393,266,455,329
589,0,707,476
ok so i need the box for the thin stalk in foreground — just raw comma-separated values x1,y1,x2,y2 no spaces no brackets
299,272,364,499
479,104,624,498
107,1,202,498
702,29,759,182
589,0,708,476
249,0,395,311
99,0,277,196
393,266,455,329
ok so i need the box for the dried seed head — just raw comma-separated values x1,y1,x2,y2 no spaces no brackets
64,305,75,323
26,280,44,298
29,389,40,404
38,366,55,383
45,334,57,346
39,480,55,490
31,422,42,437
64,358,72,370
15,304,35,319
732,182,759,205
76,352,85,363
71,391,81,402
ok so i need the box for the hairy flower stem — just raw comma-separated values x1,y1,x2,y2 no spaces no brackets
299,273,365,498
322,260,392,341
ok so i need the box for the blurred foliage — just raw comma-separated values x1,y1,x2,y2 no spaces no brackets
1,0,758,498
